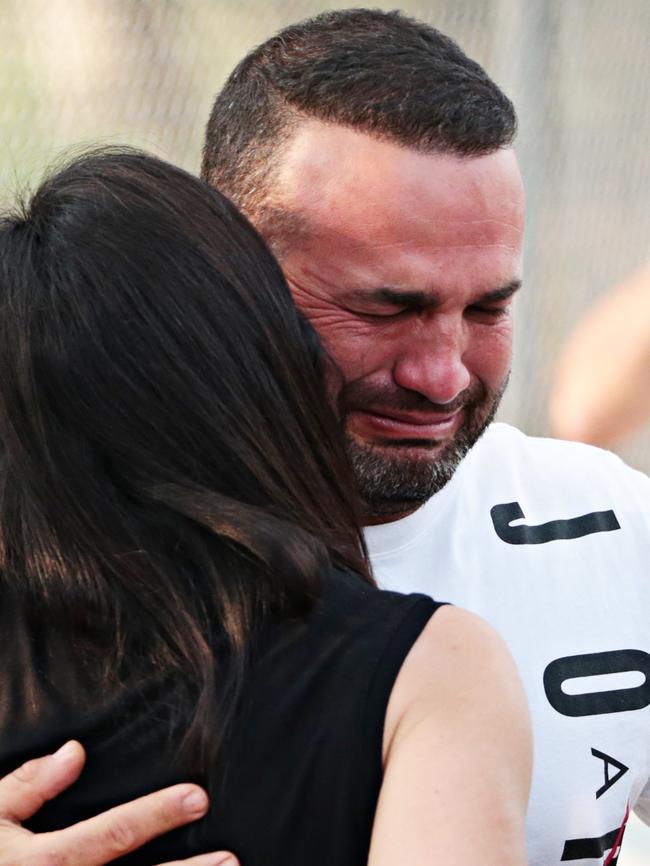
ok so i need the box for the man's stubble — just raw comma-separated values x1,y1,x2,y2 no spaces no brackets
344,373,510,518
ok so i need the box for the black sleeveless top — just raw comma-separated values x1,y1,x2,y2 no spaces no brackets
0,569,440,865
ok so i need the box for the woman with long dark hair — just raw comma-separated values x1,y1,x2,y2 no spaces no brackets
0,150,530,865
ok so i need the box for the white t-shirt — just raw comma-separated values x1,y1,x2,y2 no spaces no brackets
365,422,650,866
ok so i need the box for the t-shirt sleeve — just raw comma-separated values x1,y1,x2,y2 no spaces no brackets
365,594,442,718
361,592,444,774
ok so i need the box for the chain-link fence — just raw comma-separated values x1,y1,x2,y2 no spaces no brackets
2,2,650,862
3,0,650,474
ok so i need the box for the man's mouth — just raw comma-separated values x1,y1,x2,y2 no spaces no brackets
348,407,462,442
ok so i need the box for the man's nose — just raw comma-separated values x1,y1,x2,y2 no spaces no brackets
392,320,470,406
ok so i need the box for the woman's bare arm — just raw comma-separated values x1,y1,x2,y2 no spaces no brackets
369,606,531,866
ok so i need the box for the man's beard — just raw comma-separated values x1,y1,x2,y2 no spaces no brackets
343,375,509,519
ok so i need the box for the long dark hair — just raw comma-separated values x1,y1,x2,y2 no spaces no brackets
0,149,369,768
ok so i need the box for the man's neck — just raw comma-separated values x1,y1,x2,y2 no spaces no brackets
363,505,422,526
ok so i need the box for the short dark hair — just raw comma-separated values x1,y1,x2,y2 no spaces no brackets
0,148,368,770
201,8,516,236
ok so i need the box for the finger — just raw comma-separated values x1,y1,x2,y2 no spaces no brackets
37,782,210,866
157,854,239,866
0,741,85,823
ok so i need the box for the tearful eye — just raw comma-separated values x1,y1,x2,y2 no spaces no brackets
467,305,509,320
353,308,411,321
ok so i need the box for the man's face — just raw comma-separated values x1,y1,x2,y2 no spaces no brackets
272,122,525,520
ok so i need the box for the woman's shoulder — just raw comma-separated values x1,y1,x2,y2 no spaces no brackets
381,605,531,775
369,608,532,866
300,566,443,670
253,565,442,712
384,607,520,733
319,565,441,627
